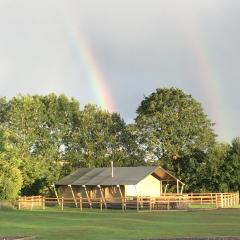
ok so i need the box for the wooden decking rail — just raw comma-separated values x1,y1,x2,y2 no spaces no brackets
17,192,239,211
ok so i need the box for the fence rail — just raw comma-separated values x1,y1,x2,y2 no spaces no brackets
17,192,239,211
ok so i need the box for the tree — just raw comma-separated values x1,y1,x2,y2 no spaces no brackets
198,143,230,192
197,138,240,192
0,130,22,199
0,94,144,198
0,158,23,200
0,97,9,123
132,88,216,187
1,94,82,195
65,104,143,169
223,137,240,191
3,95,48,194
35,94,81,193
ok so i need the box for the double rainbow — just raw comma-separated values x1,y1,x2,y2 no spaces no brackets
63,9,229,141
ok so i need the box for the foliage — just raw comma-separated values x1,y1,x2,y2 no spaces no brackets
65,104,142,169
0,159,22,200
0,94,139,197
222,138,240,191
0,131,22,200
197,139,240,192
0,94,81,196
0,90,239,197
131,88,216,188
133,88,216,163
33,94,81,194
198,143,230,192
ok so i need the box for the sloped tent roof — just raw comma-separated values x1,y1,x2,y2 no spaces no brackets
55,166,184,186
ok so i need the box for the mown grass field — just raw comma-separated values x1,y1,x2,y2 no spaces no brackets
0,208,239,240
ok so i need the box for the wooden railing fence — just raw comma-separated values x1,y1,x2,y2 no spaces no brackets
17,192,239,211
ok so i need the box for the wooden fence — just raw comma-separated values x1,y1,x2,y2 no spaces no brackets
17,196,44,210
17,192,239,211
187,192,239,208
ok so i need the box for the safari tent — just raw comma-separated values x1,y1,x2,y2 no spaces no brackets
54,166,185,203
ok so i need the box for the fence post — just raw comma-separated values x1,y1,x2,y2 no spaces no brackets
18,197,21,210
61,197,64,211
121,198,124,211
215,194,218,208
42,197,45,210
220,193,224,208
79,197,82,211
100,198,102,212
137,197,139,212
31,197,33,210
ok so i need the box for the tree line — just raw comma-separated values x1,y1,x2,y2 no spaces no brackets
0,88,239,199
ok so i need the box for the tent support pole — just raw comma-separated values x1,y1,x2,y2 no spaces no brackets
117,185,123,199
180,183,184,195
117,185,125,210
52,184,61,206
68,184,78,208
160,181,163,195
98,185,107,208
164,184,169,196
83,185,92,208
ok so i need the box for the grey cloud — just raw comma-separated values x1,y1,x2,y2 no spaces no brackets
0,0,239,142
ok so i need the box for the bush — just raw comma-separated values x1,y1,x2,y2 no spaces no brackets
0,161,23,200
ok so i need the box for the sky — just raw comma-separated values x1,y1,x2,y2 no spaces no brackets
0,0,239,143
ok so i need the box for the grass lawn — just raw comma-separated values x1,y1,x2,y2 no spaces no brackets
0,208,239,240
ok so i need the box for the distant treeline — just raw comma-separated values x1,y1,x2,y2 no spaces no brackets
0,88,239,199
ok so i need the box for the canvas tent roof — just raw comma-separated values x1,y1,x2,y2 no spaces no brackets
55,166,184,186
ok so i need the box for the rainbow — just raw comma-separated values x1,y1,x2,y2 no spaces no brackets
179,10,230,142
63,20,115,112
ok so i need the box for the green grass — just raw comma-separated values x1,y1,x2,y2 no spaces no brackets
188,204,217,209
231,204,240,208
0,208,239,240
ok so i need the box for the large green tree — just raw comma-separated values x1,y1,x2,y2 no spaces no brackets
35,94,81,193
3,95,47,194
1,94,81,195
132,88,216,189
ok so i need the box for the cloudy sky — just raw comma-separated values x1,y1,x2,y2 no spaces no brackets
0,0,239,142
